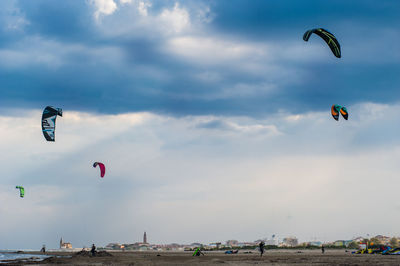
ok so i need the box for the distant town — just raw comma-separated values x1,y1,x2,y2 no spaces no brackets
57,232,400,252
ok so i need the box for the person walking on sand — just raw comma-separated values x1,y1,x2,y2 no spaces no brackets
322,245,325,254
91,244,96,256
259,241,265,257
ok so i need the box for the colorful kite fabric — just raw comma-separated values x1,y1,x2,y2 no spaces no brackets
93,162,106,178
331,104,348,121
42,106,63,142
16,186,24,198
340,106,348,120
303,28,341,58
193,248,201,256
331,104,340,121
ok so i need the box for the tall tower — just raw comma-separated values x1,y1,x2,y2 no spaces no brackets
143,231,147,244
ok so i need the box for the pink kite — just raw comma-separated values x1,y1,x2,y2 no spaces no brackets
93,162,106,178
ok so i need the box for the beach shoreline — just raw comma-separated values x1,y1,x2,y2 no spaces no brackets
2,249,400,265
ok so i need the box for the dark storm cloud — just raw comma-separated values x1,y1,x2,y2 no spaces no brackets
0,0,398,116
210,0,400,38
18,0,95,42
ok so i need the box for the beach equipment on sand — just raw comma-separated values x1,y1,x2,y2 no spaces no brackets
225,250,238,254
383,247,400,255
192,248,204,256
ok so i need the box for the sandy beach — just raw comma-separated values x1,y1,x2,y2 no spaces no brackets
2,249,400,265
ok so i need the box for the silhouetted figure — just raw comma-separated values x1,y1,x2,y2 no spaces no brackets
322,245,325,254
91,244,96,256
259,241,265,257
40,245,46,253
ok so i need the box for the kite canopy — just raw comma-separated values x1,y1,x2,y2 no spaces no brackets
331,104,340,121
16,186,24,198
193,248,201,256
303,28,341,58
331,104,348,121
42,106,63,142
93,162,106,178
340,106,348,120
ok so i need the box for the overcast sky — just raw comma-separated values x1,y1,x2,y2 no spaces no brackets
0,0,400,249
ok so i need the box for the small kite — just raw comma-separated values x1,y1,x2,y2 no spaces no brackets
93,162,106,178
340,106,348,120
16,186,24,198
331,104,348,121
303,28,341,58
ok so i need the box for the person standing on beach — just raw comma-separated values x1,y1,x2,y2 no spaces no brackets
91,244,96,256
259,241,265,257
322,245,325,254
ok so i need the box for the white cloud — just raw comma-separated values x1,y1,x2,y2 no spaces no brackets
91,1,201,38
158,3,190,34
164,35,321,83
2,103,400,248
166,35,335,67
167,36,266,63
194,116,281,137
196,5,213,24
88,0,118,20
0,1,29,31
137,0,151,16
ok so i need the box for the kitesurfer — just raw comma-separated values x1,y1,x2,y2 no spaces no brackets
259,241,265,257
91,244,96,256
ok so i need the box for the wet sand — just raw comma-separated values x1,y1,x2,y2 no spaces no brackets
5,249,400,265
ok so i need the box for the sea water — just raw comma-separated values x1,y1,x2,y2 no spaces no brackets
0,251,50,263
